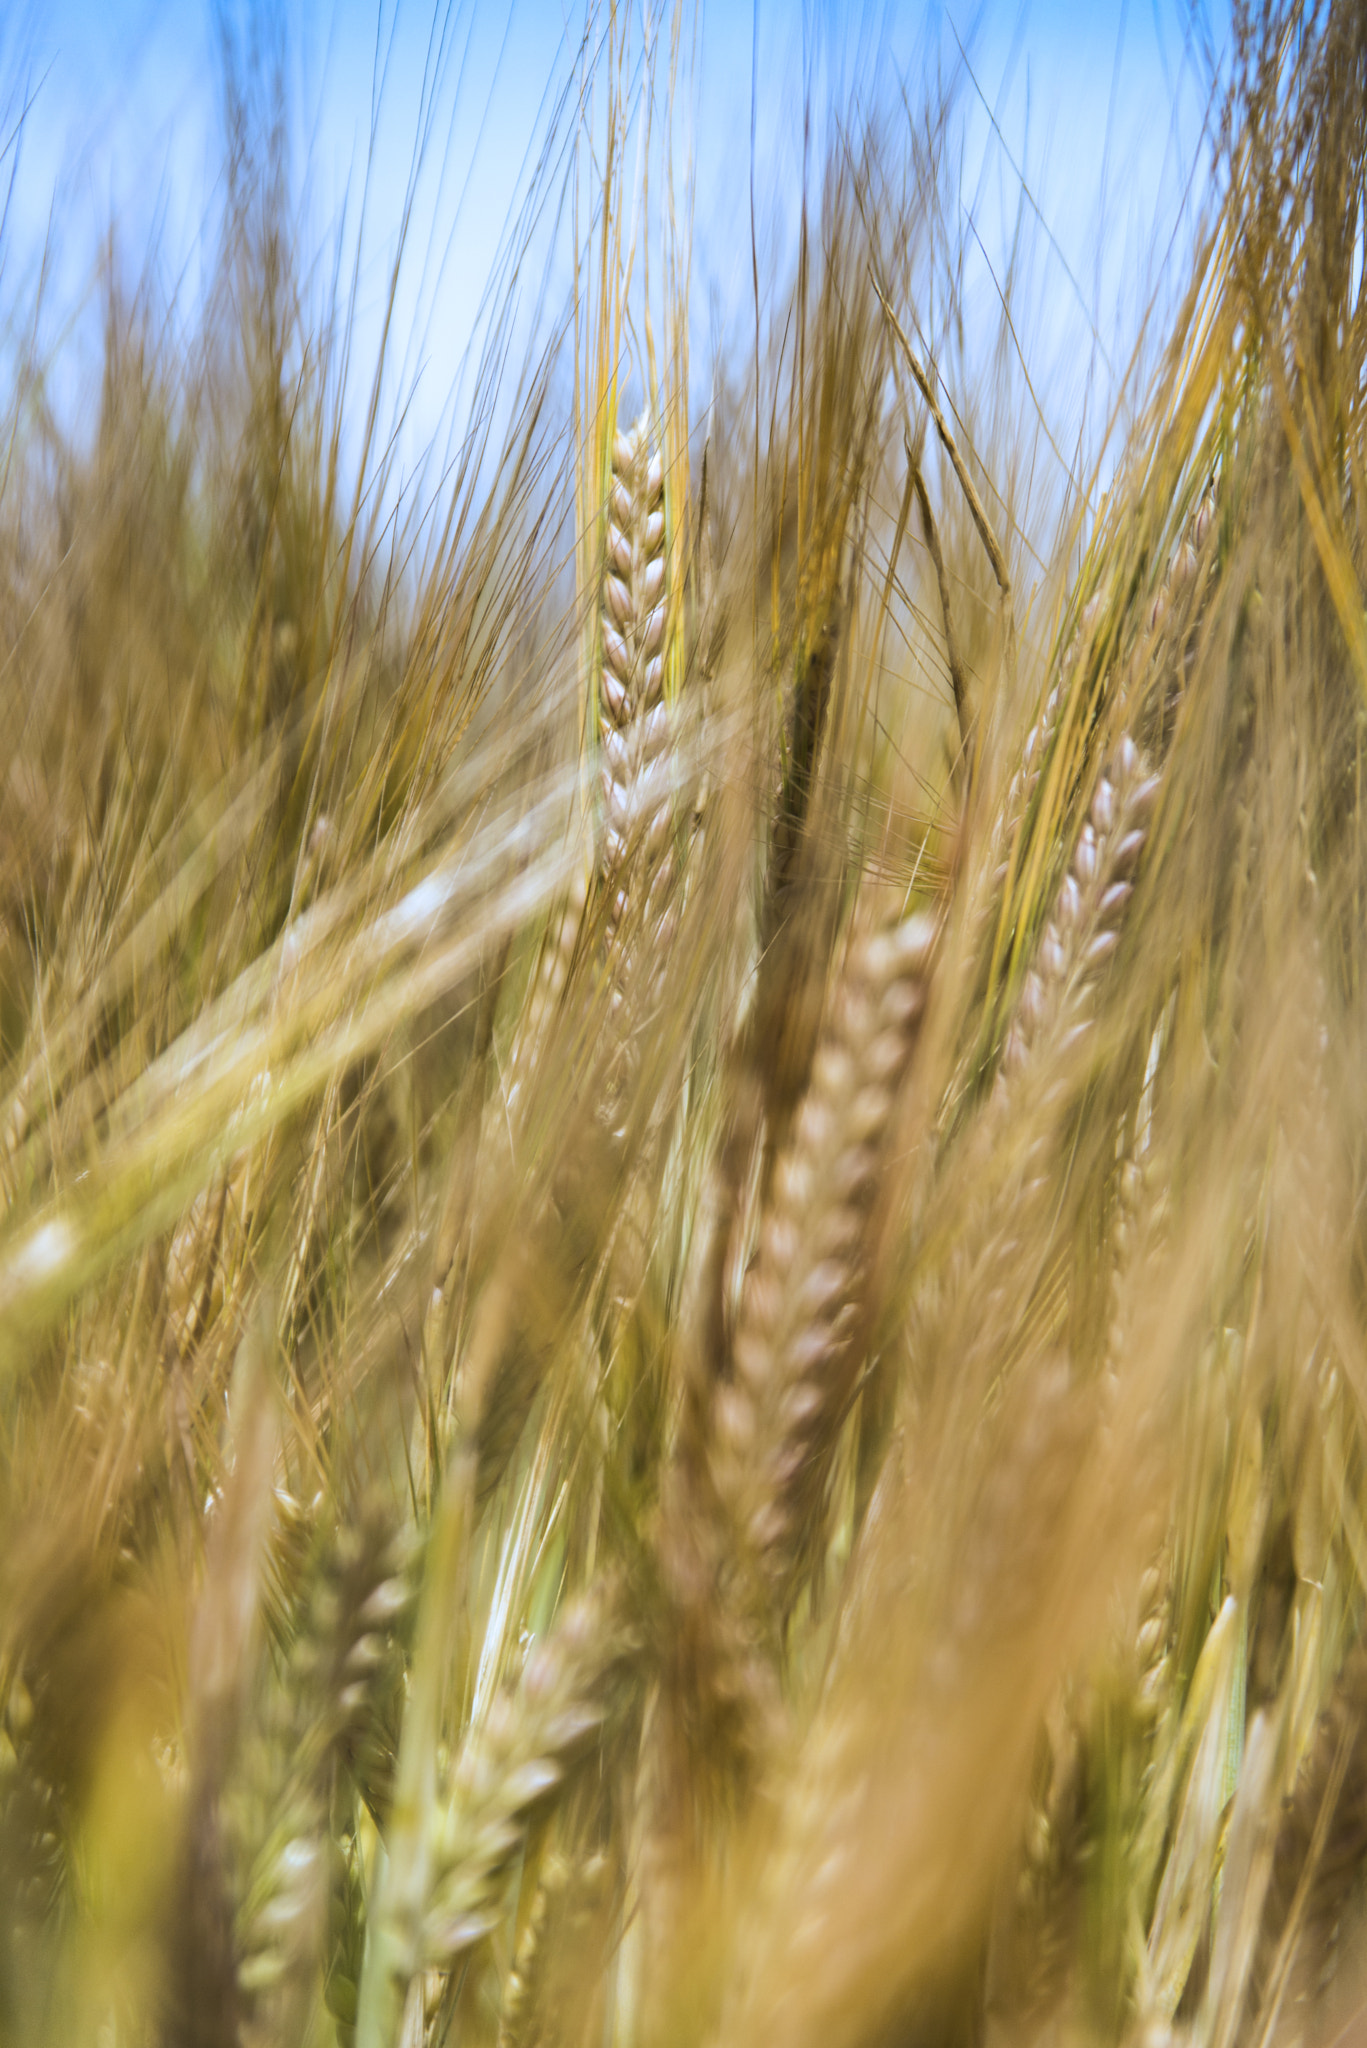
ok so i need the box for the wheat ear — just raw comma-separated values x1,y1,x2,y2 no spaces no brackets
981,587,1107,911
495,1848,613,2048
939,601,1094,1133
710,908,938,1621
233,1505,412,2013
971,478,1221,1186
639,906,937,1938
898,734,1164,1604
990,733,1161,1124
420,1581,638,1970
990,675,1068,888
966,478,1214,1096
599,415,676,1053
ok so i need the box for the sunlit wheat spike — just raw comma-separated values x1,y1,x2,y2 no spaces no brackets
599,416,673,915
991,673,1068,892
710,909,938,1618
420,1581,639,1971
940,615,1082,1128
1133,1549,1174,1728
992,732,1162,1125
976,576,1104,922
911,736,1165,1566
972,509,1203,1102
1147,477,1220,639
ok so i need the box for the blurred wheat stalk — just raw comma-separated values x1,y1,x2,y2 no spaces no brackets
1,4,1366,2047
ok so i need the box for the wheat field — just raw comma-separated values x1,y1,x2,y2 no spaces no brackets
1,4,1366,2045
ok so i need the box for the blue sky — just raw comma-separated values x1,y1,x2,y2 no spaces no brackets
1,0,1231,506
